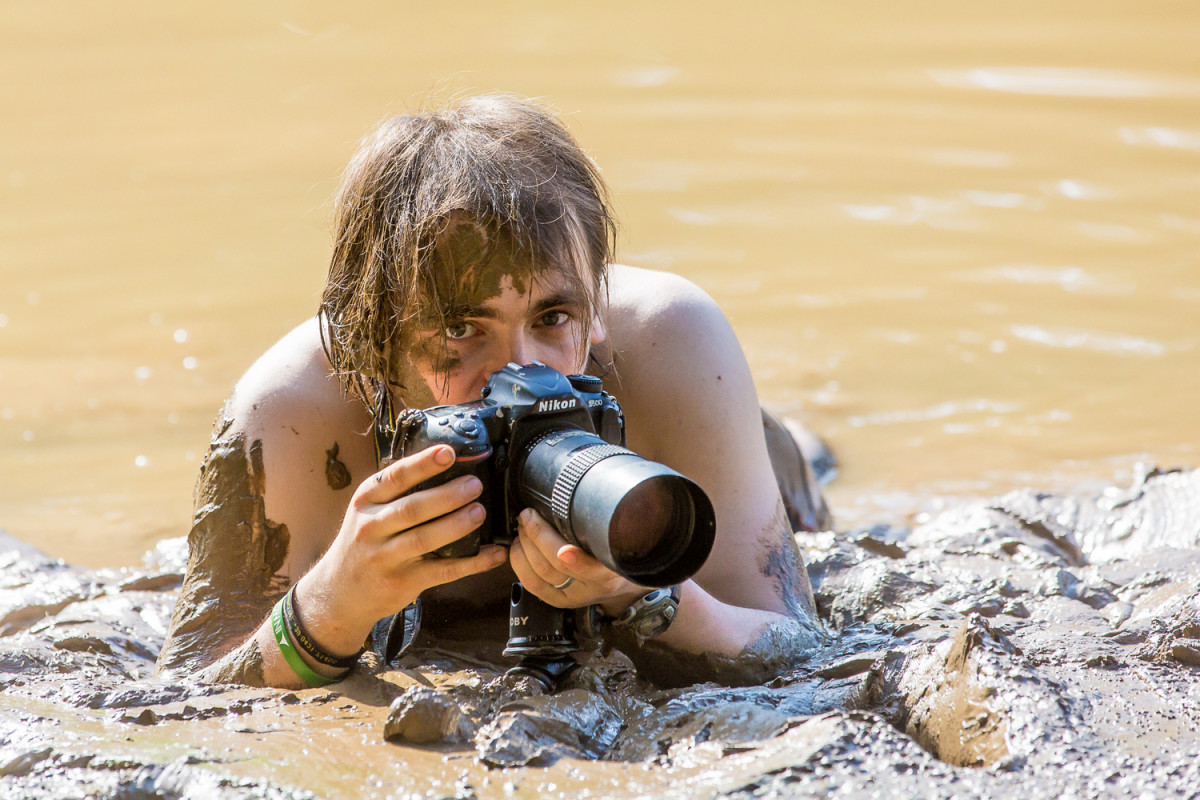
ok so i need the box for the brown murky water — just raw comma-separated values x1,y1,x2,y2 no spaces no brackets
2,4,1200,797
2,2,1198,567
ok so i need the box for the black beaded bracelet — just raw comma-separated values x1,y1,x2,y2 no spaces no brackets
281,585,363,670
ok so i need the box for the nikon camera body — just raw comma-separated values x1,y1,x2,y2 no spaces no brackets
392,362,714,588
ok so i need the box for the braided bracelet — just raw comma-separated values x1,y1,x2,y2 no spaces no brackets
282,585,363,670
270,596,340,688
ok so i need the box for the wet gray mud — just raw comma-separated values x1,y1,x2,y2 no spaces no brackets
3,465,1200,799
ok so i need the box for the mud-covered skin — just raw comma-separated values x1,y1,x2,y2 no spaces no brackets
761,409,835,532
759,498,819,619
155,410,290,678
387,346,440,412
605,498,827,689
594,497,827,688
5,467,1200,798
196,637,266,687
425,218,536,325
324,442,351,491
610,615,829,689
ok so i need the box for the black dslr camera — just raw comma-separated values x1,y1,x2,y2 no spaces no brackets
392,362,715,588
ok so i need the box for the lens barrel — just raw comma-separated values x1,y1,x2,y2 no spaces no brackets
517,429,715,587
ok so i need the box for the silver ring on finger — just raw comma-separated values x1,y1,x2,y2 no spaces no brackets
552,576,574,591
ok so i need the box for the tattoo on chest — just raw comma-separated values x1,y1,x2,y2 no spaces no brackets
325,442,352,490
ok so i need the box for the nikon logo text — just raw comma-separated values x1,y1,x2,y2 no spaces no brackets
535,398,578,413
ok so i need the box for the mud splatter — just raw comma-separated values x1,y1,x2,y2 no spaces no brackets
155,412,290,678
425,217,537,319
324,442,351,491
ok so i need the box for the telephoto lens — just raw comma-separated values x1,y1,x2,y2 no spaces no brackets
515,429,716,587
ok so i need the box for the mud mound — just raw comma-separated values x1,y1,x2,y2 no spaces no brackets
1,467,1198,798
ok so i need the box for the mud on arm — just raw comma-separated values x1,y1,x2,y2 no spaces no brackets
602,497,828,688
597,267,829,686
155,412,292,685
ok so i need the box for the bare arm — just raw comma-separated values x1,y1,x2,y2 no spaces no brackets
510,266,827,686
155,407,294,685
157,320,507,688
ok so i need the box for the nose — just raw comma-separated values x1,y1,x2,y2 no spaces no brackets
500,329,537,369
476,331,538,393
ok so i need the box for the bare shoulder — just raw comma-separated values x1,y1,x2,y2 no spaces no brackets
601,265,757,457
213,318,376,573
604,265,744,382
228,319,362,436
159,319,375,675
599,265,796,615
605,264,725,330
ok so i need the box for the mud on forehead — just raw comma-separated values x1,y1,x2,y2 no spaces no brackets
420,217,579,326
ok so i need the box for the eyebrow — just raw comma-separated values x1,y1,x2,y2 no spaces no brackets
449,290,584,320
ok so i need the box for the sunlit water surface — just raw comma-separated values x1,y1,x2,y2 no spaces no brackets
2,2,1197,568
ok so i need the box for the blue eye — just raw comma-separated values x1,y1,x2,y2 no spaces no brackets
445,322,477,339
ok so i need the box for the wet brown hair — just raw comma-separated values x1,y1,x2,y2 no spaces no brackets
319,93,616,410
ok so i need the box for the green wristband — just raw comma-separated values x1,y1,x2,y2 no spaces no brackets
271,596,341,688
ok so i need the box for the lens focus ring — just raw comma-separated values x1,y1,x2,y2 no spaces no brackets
549,443,633,532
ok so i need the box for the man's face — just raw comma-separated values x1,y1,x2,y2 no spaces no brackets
393,221,604,408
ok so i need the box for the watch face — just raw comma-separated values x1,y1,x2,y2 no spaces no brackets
615,585,681,640
632,599,677,639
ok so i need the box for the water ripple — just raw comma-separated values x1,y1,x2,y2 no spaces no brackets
1043,179,1110,200
1118,126,1200,150
613,66,680,88
1009,324,1166,356
960,190,1044,210
929,67,1200,98
667,206,776,226
840,196,978,230
619,246,746,268
1073,221,1154,244
962,264,1135,294
923,148,1015,169
848,398,1021,428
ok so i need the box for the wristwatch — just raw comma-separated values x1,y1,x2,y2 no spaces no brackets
611,585,681,641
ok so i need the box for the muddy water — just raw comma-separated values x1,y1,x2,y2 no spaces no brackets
3,2,1200,798
2,1,1197,566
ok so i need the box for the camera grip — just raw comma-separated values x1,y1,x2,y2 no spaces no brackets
395,409,495,558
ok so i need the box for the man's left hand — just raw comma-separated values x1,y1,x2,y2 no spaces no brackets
509,508,646,617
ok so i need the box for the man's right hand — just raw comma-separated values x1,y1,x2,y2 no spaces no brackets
289,444,507,660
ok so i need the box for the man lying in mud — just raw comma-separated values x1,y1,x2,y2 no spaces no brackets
156,94,832,690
